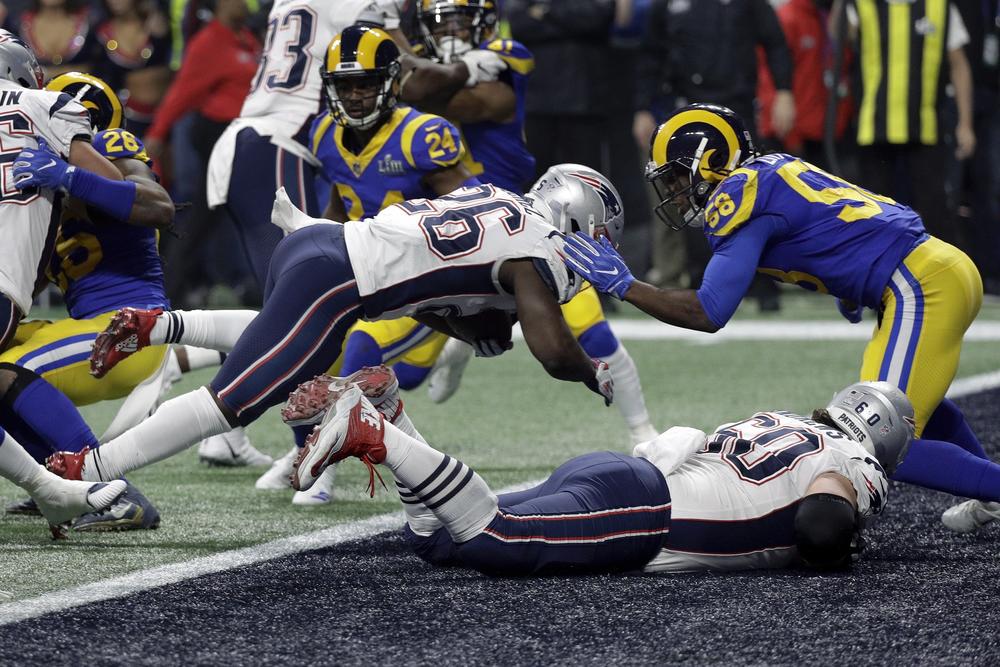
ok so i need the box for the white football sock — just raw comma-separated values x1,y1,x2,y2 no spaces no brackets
150,310,257,352
390,405,427,444
85,387,232,481
176,345,225,372
0,429,49,492
599,344,658,444
395,480,443,536
382,422,496,543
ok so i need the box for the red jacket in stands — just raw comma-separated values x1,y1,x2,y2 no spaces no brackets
757,0,852,150
146,19,261,142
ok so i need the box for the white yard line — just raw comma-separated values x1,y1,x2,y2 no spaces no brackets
947,370,1000,398
512,319,1000,342
0,480,541,626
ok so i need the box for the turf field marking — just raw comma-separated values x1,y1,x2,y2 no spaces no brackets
947,370,1000,398
512,319,1000,342
0,480,541,626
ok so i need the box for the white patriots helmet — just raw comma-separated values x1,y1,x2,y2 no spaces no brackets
526,164,626,247
824,381,916,475
0,30,43,90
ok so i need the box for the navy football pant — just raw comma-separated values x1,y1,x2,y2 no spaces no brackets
0,292,20,353
210,224,363,425
223,128,320,288
406,452,671,576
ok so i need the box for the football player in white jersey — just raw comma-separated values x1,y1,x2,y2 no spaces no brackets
206,0,405,289
0,32,139,348
0,32,131,533
294,378,913,574
48,169,621,486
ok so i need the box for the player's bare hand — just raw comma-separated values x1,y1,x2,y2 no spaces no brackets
771,91,796,139
955,123,976,160
632,111,657,150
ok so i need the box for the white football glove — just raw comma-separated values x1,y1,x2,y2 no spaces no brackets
459,49,507,87
472,338,512,358
586,358,614,406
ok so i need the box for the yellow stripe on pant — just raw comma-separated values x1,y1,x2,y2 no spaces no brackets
1,312,168,406
860,237,983,434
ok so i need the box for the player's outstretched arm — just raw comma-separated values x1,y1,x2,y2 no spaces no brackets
501,259,613,404
12,137,171,230
562,232,719,333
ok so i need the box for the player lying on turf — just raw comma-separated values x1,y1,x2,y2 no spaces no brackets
47,170,623,485
562,103,1000,534
289,368,913,574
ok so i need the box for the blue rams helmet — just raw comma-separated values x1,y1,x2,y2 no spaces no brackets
646,103,757,230
527,164,625,247
45,72,123,131
0,29,43,90
418,0,498,63
321,25,401,130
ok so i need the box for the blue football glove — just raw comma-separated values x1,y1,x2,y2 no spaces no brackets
12,137,74,192
561,232,635,300
837,298,863,324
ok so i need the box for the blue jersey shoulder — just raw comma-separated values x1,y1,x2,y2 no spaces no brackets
401,110,464,171
481,39,534,76
93,128,151,164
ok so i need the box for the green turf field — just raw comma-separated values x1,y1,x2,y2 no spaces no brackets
2,293,998,600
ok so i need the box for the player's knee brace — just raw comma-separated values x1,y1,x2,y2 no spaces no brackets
0,362,41,407
793,493,861,570
577,321,619,359
393,362,430,391
340,332,382,376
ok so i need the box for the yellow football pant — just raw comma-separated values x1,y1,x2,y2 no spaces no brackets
860,237,983,435
0,312,168,406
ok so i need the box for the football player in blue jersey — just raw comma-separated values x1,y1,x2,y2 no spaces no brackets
1,73,197,531
563,103,1000,532
370,0,658,444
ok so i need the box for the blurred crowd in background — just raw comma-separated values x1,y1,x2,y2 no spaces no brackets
9,0,1000,309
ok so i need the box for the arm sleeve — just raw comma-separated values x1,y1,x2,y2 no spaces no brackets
44,94,93,157
696,215,781,328
634,0,669,112
146,34,221,141
754,0,793,91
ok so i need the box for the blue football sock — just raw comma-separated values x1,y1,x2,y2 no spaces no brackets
292,424,311,449
577,321,619,359
0,366,96,453
893,438,1000,502
340,332,382,376
922,398,988,460
0,412,50,463
394,362,430,391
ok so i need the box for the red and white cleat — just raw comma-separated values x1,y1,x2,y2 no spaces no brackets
282,365,400,427
291,385,387,495
45,446,90,481
90,307,163,378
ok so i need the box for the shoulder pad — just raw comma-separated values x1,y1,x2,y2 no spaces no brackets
93,128,151,164
401,113,464,170
483,39,534,75
704,168,759,237
311,112,336,156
